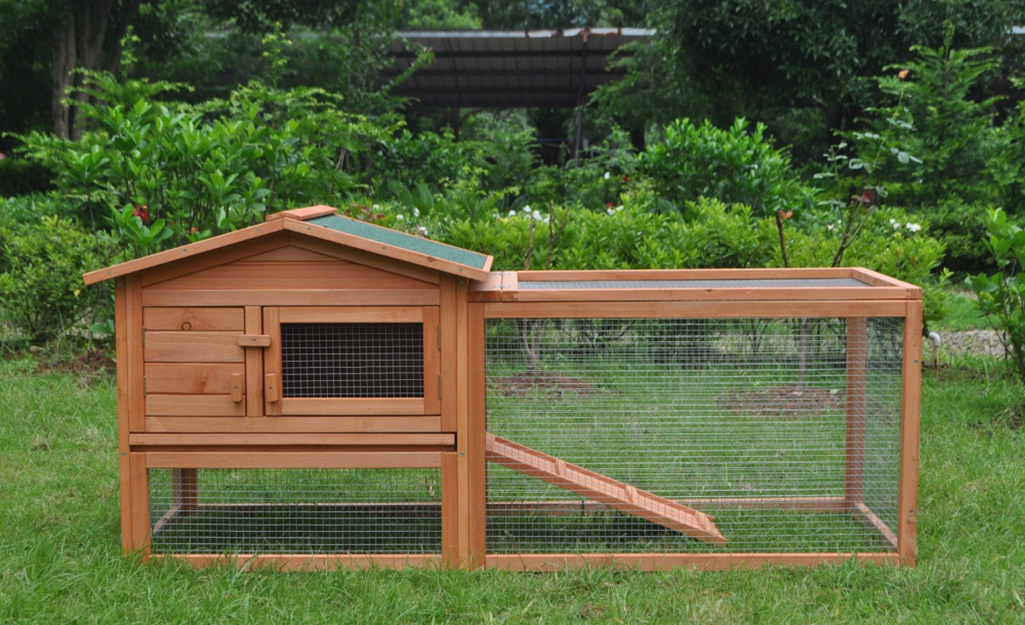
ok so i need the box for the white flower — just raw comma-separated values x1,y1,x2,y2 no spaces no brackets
607,208,616,216
906,222,921,232
889,218,900,229
395,214,404,221
417,226,429,236
531,210,543,221
508,210,516,217
826,223,835,231
413,207,420,217
604,172,611,180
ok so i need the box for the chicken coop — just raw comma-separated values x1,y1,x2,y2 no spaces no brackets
85,205,922,570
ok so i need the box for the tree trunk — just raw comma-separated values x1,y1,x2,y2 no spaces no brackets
70,0,115,141
51,5,76,140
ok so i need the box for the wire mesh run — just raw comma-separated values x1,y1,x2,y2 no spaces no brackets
281,323,425,398
149,468,442,555
485,317,903,554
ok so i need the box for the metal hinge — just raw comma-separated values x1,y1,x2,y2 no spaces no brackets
438,374,442,399
437,325,442,350
142,376,147,396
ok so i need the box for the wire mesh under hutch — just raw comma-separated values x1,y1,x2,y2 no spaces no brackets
85,206,922,570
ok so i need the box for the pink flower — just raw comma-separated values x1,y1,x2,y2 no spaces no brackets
0,152,5,160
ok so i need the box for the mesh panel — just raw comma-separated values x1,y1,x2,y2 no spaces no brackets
149,468,441,554
281,323,424,398
485,317,903,554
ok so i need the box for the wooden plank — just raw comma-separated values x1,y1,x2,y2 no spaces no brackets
262,307,281,415
277,306,424,324
244,306,264,417
142,289,440,307
513,267,858,282
146,394,246,417
481,287,915,303
143,307,244,331
145,261,436,293
441,453,460,567
145,415,442,433
283,217,492,282
126,276,145,433
265,205,338,221
482,300,908,320
145,451,444,469
114,278,133,550
423,306,441,416
486,434,726,544
290,234,442,286
171,468,199,514
853,502,898,549
144,331,244,363
235,245,341,263
845,318,868,505
466,301,487,566
130,433,456,446
144,363,243,394
128,453,150,554
485,553,898,571
237,334,270,347
439,278,459,432
279,397,427,416
84,219,287,285
156,553,445,570
851,267,923,292
140,233,291,289
898,300,923,566
486,496,849,515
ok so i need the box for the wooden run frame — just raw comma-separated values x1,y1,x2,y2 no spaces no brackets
91,207,921,571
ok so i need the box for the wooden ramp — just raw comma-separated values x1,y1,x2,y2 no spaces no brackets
485,433,726,544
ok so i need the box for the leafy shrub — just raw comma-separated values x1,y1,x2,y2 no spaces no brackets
640,117,813,216
0,158,54,196
15,72,392,257
0,216,112,345
968,208,1025,391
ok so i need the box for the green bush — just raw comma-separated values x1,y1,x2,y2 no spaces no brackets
0,216,112,345
640,117,813,216
968,208,1025,392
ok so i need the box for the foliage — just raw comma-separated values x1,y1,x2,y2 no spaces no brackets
15,71,393,257
460,111,537,196
0,216,111,345
369,128,468,195
0,158,54,197
968,208,1025,390
640,118,812,217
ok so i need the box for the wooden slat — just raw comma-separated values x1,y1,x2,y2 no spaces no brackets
129,453,150,554
483,300,908,320
423,306,441,416
144,451,444,469
139,233,291,288
478,287,916,303
265,205,338,221
146,394,246,417
142,289,441,307
439,279,459,432
145,261,436,292
144,363,242,394
465,296,487,566
155,553,444,570
244,306,264,417
441,453,460,567
143,307,244,331
262,307,281,415
277,306,424,323
898,300,923,566
237,334,270,347
114,278,133,550
853,502,898,549
235,245,340,263
486,434,725,544
279,397,427,416
845,318,868,505
84,219,287,284
144,331,244,363
130,433,455,446
144,415,442,433
485,553,898,571
513,267,858,282
126,276,145,433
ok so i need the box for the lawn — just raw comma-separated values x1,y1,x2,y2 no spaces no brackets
1,352,1023,624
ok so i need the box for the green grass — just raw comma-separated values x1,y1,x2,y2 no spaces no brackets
2,355,1025,624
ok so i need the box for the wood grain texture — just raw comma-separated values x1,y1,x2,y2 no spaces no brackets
141,289,440,307
144,415,442,433
144,363,243,394
146,394,246,417
143,307,244,331
144,451,444,469
130,433,455,446
482,300,908,320
144,331,244,363
898,300,923,566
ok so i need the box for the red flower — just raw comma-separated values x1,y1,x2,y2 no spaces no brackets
622,175,629,182
606,202,615,208
133,204,150,222
858,189,874,205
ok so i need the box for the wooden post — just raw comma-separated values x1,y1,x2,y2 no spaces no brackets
129,452,151,556
466,302,487,568
845,317,868,508
898,301,923,565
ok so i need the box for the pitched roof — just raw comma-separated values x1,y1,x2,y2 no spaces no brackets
83,205,493,285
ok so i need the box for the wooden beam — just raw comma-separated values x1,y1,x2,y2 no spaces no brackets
898,300,923,566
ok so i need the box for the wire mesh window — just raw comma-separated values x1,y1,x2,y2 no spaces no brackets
281,323,424,398
484,317,903,554
149,468,442,555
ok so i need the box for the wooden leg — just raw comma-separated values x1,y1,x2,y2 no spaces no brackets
845,317,867,508
898,302,923,565
172,468,199,514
